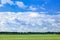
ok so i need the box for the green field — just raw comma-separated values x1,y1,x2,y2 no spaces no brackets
0,34,60,40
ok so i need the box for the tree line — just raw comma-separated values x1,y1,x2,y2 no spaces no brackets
0,32,60,34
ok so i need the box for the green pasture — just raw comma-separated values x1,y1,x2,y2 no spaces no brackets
0,34,60,40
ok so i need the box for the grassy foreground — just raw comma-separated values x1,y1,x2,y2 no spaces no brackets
0,34,60,40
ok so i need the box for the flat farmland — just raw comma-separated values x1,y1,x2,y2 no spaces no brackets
0,34,60,40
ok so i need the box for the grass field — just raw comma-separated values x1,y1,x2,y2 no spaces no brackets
0,34,60,40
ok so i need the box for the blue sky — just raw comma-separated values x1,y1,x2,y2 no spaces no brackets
0,0,60,14
0,0,60,32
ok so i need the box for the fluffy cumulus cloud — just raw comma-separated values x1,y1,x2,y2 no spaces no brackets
0,0,14,6
0,12,60,32
1,0,14,4
0,0,45,11
0,0,26,8
16,1,27,8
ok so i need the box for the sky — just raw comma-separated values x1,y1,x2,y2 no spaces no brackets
0,0,60,32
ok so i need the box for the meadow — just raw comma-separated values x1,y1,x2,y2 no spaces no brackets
0,34,60,40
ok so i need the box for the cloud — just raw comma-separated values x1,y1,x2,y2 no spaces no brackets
0,4,4,7
40,7,46,10
1,0,14,5
16,1,27,8
28,6,37,11
0,0,47,11
56,12,60,13
0,0,14,7
0,12,60,32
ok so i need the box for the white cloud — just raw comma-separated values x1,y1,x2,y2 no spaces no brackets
0,12,60,32
1,0,14,5
0,0,14,7
16,1,26,8
29,12,39,17
40,7,46,10
0,4,4,7
28,6,37,11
